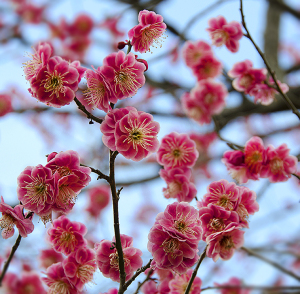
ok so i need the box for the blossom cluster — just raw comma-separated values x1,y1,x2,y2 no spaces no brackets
95,234,143,282
100,106,160,161
198,179,259,261
222,136,298,183
24,42,86,108
157,132,198,202
17,150,91,222
148,202,201,274
228,59,289,105
43,215,96,292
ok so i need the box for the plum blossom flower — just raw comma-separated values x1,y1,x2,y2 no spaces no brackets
228,60,267,94
182,40,212,68
128,10,167,53
198,204,239,240
206,224,245,261
191,54,222,81
207,16,243,53
148,224,199,274
100,107,136,151
63,247,96,291
141,280,158,294
102,51,146,99
214,277,250,294
67,14,94,36
47,215,87,255
236,186,259,228
222,150,250,184
260,143,298,182
244,136,265,175
83,66,117,112
159,167,197,202
86,185,110,218
0,197,34,239
114,108,160,161
95,234,143,282
46,150,91,214
15,272,46,294
23,42,53,81
182,79,227,125
0,94,13,117
39,248,64,269
17,165,57,217
157,132,199,170
169,268,202,294
155,202,202,242
29,56,79,108
200,180,240,211
42,262,78,294
249,78,289,105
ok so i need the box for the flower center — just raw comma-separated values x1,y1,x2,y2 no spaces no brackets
212,30,228,46
162,238,179,256
109,252,130,269
240,74,253,89
77,264,95,284
56,184,77,209
270,157,283,173
55,230,77,252
208,218,225,231
173,213,198,236
141,23,166,52
24,176,50,206
0,214,15,233
43,71,65,97
48,281,70,294
83,79,106,110
114,67,141,95
220,235,234,249
204,93,215,104
166,181,182,198
209,185,235,210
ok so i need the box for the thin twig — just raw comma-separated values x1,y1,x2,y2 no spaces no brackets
184,246,207,294
0,212,33,286
240,0,300,121
74,97,104,124
80,164,110,182
133,268,154,294
241,247,300,281
202,285,300,292
123,259,152,293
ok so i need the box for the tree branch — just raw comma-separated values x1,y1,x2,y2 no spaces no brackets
74,97,103,124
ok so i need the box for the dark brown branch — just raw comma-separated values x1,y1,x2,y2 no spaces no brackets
74,97,103,124
80,164,110,182
184,246,207,294
240,0,300,121
0,212,33,286
116,174,160,186
122,259,152,293
241,247,300,282
108,150,126,293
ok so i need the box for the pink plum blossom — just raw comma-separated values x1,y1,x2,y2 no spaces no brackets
200,180,240,211
198,204,239,240
95,234,143,282
155,202,202,242
100,107,136,151
47,215,87,255
46,150,91,214
0,94,13,117
169,268,202,294
67,14,94,36
182,40,212,68
206,224,245,261
17,165,57,217
0,196,34,239
157,132,199,170
42,262,78,294
236,186,259,228
222,150,251,184
23,42,53,81
148,224,199,274
128,10,167,53
16,3,45,24
191,54,222,81
15,272,46,294
159,167,197,202
114,108,160,161
228,60,267,94
182,92,212,125
86,185,110,218
244,136,265,175
102,51,146,99
2,272,19,294
83,66,117,112
63,247,96,291
207,16,243,53
214,277,250,294
141,280,158,294
29,56,79,108
260,143,298,182
249,78,289,105
39,248,64,269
